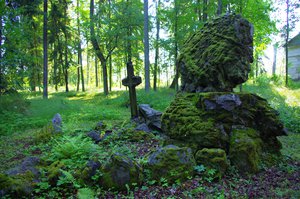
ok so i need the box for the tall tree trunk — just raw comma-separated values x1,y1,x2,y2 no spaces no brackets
256,55,259,79
196,0,201,21
0,16,2,83
77,66,80,91
170,0,179,91
126,0,132,63
78,0,85,91
109,54,112,91
95,56,98,87
144,0,150,92
64,27,69,92
87,41,89,87
108,0,112,92
79,45,84,91
285,0,289,86
153,0,160,91
43,0,48,99
217,0,222,15
203,0,208,22
272,43,278,76
54,42,58,91
90,0,108,95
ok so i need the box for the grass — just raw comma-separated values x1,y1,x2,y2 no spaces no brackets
0,81,299,197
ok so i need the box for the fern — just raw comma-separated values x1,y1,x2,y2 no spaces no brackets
57,169,80,188
52,135,96,160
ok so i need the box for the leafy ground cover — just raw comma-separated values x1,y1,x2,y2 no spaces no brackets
0,83,299,198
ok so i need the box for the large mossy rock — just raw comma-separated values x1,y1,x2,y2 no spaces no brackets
162,92,287,173
195,148,229,177
178,14,253,92
0,157,42,196
101,153,143,190
147,145,196,182
229,128,262,173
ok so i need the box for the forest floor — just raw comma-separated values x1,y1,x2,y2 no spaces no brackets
0,81,299,198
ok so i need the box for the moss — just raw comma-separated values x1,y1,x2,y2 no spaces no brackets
147,145,196,183
229,128,262,173
0,171,35,196
195,148,229,177
162,93,229,150
101,153,143,190
121,130,155,142
33,123,55,144
162,92,286,174
47,161,65,186
179,14,253,92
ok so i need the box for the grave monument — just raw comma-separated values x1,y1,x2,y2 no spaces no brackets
161,14,287,174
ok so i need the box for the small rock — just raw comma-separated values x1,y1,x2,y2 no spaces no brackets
87,130,101,144
101,153,143,190
52,113,62,133
6,156,41,180
2,157,41,196
95,121,106,131
79,160,102,183
135,123,151,133
139,104,162,131
216,94,242,111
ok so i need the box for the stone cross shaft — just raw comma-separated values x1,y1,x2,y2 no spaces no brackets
122,61,142,118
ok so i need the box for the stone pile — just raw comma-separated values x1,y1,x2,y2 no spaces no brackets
161,14,287,174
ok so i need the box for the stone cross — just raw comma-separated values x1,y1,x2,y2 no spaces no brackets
122,61,142,118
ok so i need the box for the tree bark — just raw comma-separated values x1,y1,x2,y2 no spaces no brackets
285,0,289,87
144,0,150,92
272,44,278,76
78,0,85,92
77,66,80,91
203,0,208,22
43,0,48,99
64,21,69,92
217,0,222,15
109,54,112,91
86,41,89,87
90,0,108,95
95,55,98,87
153,0,160,91
170,0,179,91
196,0,201,21
108,0,112,91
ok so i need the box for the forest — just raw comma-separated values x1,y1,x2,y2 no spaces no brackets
0,0,300,198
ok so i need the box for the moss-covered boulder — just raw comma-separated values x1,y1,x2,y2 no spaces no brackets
229,127,262,173
162,92,287,173
195,148,229,177
147,145,196,182
0,157,42,196
0,172,36,197
101,153,143,190
178,14,253,92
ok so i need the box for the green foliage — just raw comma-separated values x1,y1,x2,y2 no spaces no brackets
244,80,300,134
57,169,81,188
77,188,95,199
51,135,95,161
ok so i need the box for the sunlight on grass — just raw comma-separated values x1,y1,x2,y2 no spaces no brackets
274,87,300,107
